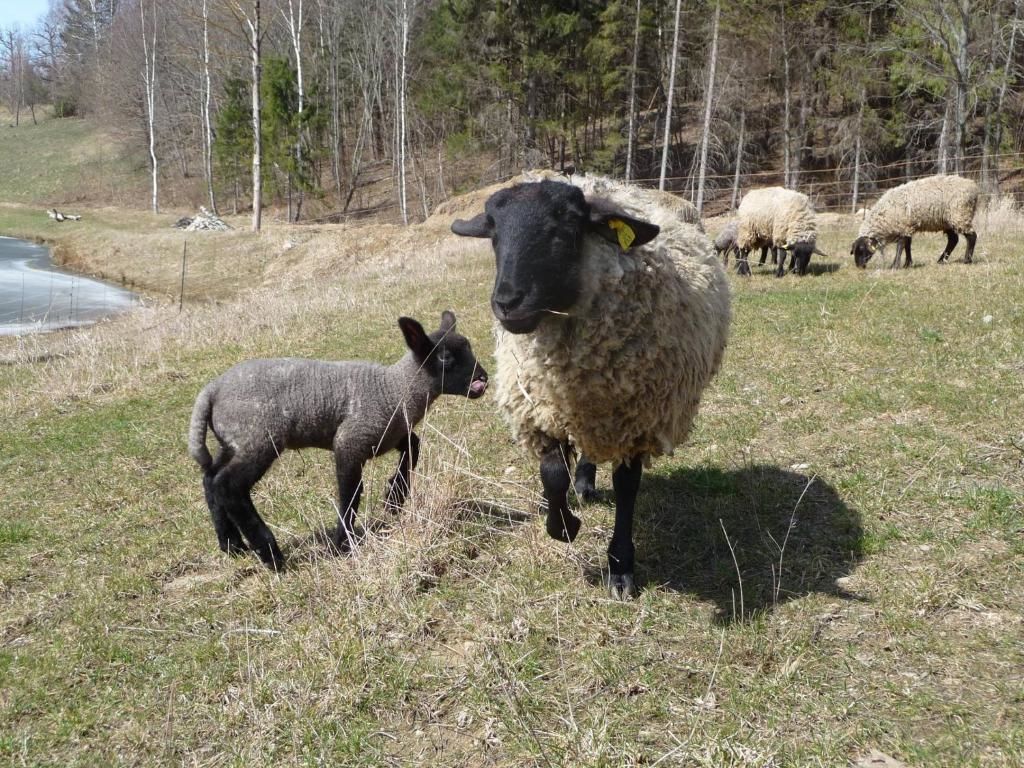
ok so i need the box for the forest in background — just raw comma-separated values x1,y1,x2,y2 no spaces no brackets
1,0,1022,226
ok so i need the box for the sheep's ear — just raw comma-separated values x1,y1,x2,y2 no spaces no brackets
439,310,456,334
586,202,659,251
451,212,492,238
398,317,434,362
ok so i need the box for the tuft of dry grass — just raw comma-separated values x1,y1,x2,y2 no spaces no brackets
1,202,1023,766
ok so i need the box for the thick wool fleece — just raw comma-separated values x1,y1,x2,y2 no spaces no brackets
857,174,978,242
737,187,817,252
493,175,731,465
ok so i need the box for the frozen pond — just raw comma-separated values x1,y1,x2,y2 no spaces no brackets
0,236,136,335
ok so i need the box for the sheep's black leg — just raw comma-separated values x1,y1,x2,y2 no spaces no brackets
213,453,283,570
759,246,770,266
964,232,976,263
939,229,958,263
891,238,904,269
736,249,751,277
608,458,643,600
541,442,580,543
332,459,364,553
385,432,420,511
774,247,787,278
903,237,913,267
203,470,248,555
573,456,599,502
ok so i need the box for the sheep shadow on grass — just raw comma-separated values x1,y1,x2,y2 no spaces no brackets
585,464,864,622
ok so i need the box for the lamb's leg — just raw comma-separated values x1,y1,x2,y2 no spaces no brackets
213,452,283,570
759,246,770,266
541,441,580,543
573,456,599,502
963,232,976,263
939,229,958,263
608,458,643,600
332,459,364,553
891,238,904,269
203,470,248,555
385,432,420,510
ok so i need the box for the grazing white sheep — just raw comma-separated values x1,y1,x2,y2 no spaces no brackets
188,312,488,569
736,187,823,276
451,174,731,598
851,174,979,268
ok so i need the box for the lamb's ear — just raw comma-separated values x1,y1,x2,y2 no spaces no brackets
451,212,492,238
398,317,434,362
586,201,659,251
439,310,456,334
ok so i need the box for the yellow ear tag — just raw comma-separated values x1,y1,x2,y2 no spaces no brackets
608,218,636,250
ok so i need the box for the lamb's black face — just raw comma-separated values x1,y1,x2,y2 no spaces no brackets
429,328,489,399
451,182,588,333
851,236,875,268
399,312,488,399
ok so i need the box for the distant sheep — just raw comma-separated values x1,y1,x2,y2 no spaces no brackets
851,175,978,268
187,311,488,569
736,187,824,276
452,174,730,599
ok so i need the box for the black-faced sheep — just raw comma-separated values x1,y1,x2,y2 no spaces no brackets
850,174,978,268
187,311,488,569
736,187,823,277
451,176,731,599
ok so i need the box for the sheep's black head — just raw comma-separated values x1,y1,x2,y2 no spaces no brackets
451,180,660,334
850,236,878,268
399,311,488,399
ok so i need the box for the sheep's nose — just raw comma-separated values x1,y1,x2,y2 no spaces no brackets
492,292,525,316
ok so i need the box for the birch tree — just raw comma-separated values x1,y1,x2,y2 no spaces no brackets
201,0,217,214
659,0,683,190
624,0,642,182
231,0,264,233
695,0,720,216
140,0,159,213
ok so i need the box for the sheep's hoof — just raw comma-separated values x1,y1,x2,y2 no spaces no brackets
256,543,286,572
545,509,581,543
219,537,250,556
607,573,636,600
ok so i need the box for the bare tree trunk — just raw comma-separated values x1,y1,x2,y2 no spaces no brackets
990,0,1020,192
659,0,683,190
239,0,263,232
140,0,159,214
953,0,969,175
695,0,720,216
285,0,304,222
781,19,792,189
625,0,642,182
395,0,412,225
937,100,950,174
852,86,866,213
202,0,217,214
731,109,745,211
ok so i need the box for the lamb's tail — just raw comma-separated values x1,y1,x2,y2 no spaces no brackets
188,386,214,471
813,245,831,258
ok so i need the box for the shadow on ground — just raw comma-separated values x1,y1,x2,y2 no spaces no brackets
584,464,864,622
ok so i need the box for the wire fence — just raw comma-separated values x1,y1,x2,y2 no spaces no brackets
632,149,1024,215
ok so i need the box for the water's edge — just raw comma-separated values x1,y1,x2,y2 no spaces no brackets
0,235,137,335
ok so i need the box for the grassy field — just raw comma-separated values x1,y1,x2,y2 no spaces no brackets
2,159,1023,763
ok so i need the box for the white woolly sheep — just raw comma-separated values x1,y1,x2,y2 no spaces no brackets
187,312,488,569
850,174,978,268
451,174,731,599
736,186,823,277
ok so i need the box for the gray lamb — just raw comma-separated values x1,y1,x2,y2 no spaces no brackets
187,311,488,569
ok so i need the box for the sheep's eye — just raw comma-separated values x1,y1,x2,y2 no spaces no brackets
439,350,454,366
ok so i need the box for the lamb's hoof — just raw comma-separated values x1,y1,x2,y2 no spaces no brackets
607,573,636,600
546,510,581,543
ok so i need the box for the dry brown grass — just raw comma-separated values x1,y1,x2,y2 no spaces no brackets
1,197,1022,766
